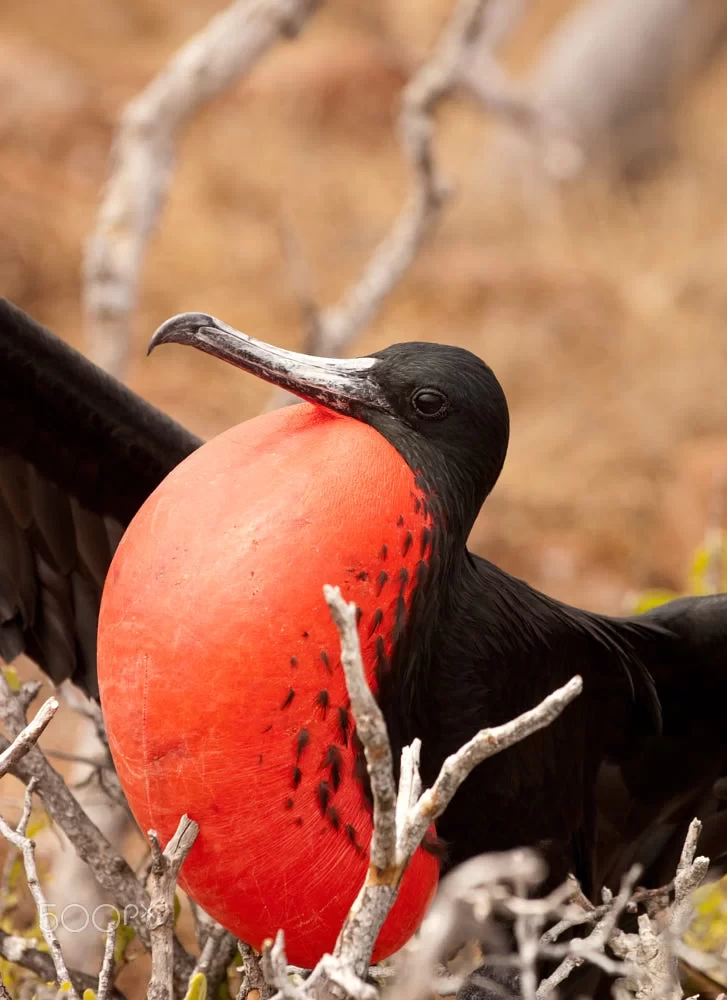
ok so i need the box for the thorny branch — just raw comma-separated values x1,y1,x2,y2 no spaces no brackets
83,0,321,378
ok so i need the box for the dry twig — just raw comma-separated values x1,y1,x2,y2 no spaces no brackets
0,672,196,988
97,919,118,1000
317,584,582,989
237,941,275,1000
0,779,78,998
146,815,200,1000
608,819,709,1000
0,697,58,778
272,0,519,405
84,0,321,378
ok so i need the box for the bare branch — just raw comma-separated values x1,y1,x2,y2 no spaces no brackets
607,821,709,1000
299,0,506,361
262,931,307,999
146,816,200,1000
0,779,78,998
399,673,583,859
537,866,642,998
97,920,118,1000
323,585,396,872
322,583,582,984
0,696,58,778
0,928,126,1000
0,672,196,986
237,941,275,1000
83,0,321,377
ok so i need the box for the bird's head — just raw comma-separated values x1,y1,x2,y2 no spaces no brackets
149,314,510,537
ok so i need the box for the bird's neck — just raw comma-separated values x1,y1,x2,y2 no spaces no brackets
376,487,463,759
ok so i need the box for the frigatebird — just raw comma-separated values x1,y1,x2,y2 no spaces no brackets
2,298,727,980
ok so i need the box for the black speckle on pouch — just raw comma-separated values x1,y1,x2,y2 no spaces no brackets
377,571,388,596
420,527,432,557
317,780,331,816
296,728,310,761
338,706,351,746
323,745,343,791
281,688,295,710
292,766,302,789
368,608,384,636
403,531,413,556
315,690,330,718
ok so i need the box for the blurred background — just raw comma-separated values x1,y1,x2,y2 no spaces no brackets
3,0,727,992
4,0,727,612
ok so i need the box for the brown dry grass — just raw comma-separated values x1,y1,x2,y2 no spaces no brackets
2,0,727,607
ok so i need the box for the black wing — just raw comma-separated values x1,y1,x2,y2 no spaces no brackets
596,593,727,887
0,299,201,698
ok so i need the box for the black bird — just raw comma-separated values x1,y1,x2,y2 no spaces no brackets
3,298,727,989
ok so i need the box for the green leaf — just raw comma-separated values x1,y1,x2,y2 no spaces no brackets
114,922,136,964
184,972,208,1000
1,666,21,692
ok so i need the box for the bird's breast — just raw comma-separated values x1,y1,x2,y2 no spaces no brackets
98,403,439,965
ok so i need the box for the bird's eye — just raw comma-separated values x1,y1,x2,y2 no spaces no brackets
411,388,448,418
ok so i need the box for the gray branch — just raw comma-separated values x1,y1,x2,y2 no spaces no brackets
0,779,78,998
83,0,321,377
0,673,196,991
320,584,582,989
0,696,58,778
97,920,118,1000
146,816,200,1000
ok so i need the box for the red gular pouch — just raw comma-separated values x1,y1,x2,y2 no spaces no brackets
98,403,440,967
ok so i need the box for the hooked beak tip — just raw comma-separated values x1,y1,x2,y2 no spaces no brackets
148,312,217,356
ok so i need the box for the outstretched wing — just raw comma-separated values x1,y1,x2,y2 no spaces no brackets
0,299,201,697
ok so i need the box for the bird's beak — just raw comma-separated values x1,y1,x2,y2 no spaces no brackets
149,312,394,416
